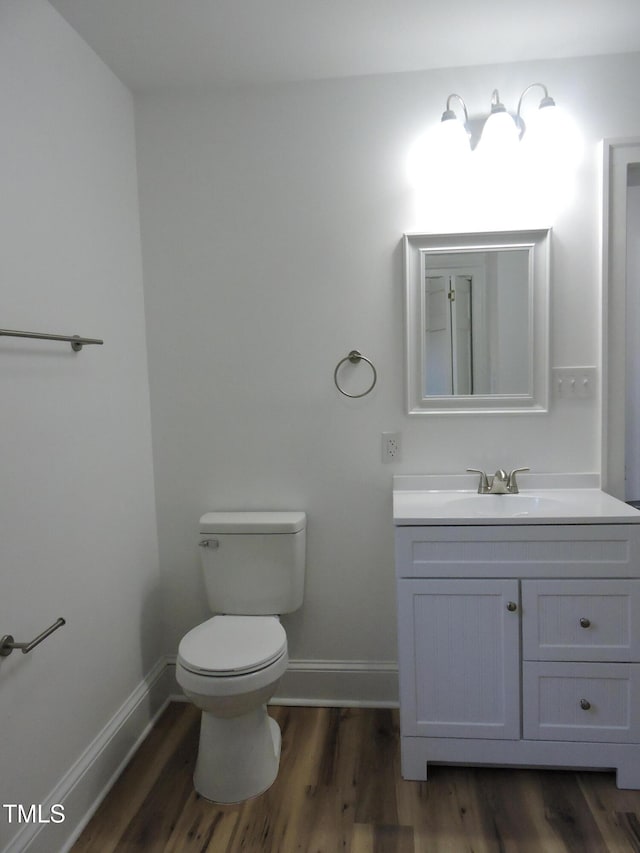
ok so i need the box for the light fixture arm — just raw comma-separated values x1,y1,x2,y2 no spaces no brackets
441,93,469,126
489,89,507,113
516,82,556,137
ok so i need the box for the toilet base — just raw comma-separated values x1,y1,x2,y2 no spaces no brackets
193,705,282,803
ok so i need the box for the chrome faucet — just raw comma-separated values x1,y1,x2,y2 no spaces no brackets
467,467,530,495
489,469,509,494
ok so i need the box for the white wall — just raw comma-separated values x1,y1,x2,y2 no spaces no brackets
135,52,640,677
0,2,160,850
2,4,640,843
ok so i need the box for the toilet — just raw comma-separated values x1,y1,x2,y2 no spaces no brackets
176,510,306,803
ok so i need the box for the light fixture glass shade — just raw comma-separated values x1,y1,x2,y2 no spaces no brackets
472,104,522,225
518,102,583,216
406,117,470,188
476,110,520,160
520,102,583,167
436,116,472,159
406,115,472,229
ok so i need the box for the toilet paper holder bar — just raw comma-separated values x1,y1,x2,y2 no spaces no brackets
0,617,66,657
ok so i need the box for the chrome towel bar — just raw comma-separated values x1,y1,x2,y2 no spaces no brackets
0,328,103,352
0,618,66,657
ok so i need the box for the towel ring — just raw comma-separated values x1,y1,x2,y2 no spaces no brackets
334,350,377,398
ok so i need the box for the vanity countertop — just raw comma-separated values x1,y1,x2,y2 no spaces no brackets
393,474,640,526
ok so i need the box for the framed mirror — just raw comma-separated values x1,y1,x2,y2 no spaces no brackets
403,229,550,414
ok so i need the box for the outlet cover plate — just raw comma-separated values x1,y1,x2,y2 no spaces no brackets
382,431,401,463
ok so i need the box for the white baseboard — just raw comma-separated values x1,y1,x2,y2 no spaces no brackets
273,659,399,708
169,656,399,708
3,658,174,853
4,654,398,853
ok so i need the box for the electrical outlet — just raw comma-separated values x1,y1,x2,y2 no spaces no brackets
382,431,401,463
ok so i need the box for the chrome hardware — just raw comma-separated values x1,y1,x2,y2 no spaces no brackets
506,467,530,494
467,469,490,493
0,328,103,352
0,618,65,657
579,617,591,628
506,601,518,612
467,467,529,494
467,468,508,494
489,469,509,494
580,698,592,711
334,350,377,398
199,539,219,549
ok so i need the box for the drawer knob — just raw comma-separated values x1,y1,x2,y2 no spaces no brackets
580,698,592,711
506,601,518,612
579,617,591,628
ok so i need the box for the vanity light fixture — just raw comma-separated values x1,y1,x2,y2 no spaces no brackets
437,82,560,154
408,83,580,226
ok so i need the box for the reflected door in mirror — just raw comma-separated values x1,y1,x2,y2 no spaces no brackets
424,272,473,395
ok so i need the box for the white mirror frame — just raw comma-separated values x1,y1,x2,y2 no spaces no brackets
403,228,551,415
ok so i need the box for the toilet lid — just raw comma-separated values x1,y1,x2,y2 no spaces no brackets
178,615,287,676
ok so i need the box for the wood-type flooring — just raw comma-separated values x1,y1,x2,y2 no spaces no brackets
72,702,640,852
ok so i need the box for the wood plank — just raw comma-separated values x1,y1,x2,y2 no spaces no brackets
353,709,401,826
162,790,241,852
541,771,609,852
577,771,640,852
350,823,414,853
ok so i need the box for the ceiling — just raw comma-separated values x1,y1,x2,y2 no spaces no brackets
48,0,640,93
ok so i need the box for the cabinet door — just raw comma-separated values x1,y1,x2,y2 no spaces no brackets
398,579,520,739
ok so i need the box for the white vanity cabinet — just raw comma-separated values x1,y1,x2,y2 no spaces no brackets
395,523,640,788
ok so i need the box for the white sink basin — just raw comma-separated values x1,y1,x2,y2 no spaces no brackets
442,493,562,517
393,482,640,525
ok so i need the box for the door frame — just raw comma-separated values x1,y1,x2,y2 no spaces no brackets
602,138,640,498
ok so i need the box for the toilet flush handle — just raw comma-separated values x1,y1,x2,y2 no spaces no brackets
199,539,219,549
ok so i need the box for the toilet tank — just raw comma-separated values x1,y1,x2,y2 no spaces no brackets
198,511,306,615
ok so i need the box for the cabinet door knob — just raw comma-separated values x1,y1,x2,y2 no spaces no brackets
580,698,591,711
506,601,518,612
579,617,591,628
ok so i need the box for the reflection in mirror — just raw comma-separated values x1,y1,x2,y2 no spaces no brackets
423,249,530,396
404,229,550,414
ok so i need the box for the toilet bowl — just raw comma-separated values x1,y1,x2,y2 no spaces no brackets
177,510,306,803
177,615,288,803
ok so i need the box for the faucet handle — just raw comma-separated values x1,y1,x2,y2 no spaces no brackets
507,467,530,494
467,468,490,494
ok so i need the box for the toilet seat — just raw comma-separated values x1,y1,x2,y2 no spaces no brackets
178,615,286,676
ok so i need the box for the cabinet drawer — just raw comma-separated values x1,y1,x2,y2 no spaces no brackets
523,661,640,742
522,580,640,661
